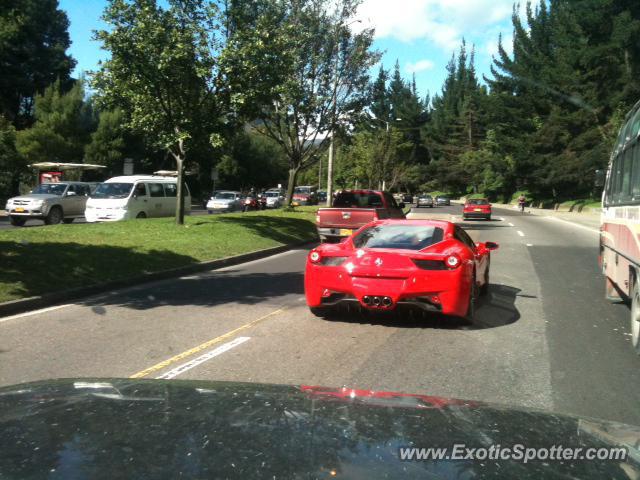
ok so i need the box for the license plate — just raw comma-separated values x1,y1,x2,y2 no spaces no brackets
14,207,24,212
339,229,352,236
474,208,482,212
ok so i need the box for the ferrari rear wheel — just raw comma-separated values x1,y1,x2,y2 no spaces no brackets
464,274,477,322
480,261,490,296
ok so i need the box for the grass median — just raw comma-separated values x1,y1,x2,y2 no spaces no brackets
0,208,318,303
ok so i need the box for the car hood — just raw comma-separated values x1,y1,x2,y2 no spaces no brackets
0,379,638,479
9,194,60,202
210,198,235,203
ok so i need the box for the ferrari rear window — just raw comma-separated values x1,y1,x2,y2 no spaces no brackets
353,225,444,251
467,199,489,205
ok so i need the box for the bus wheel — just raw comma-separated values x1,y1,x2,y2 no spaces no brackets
631,280,640,354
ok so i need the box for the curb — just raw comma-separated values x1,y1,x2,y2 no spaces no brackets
489,202,600,217
0,240,315,318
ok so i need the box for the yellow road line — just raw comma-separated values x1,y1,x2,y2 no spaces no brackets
129,307,287,378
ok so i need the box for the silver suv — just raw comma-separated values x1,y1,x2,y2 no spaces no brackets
6,182,94,226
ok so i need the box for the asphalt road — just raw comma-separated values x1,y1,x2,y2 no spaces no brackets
2,205,639,427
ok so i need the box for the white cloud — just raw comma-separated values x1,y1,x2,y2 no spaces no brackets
405,59,435,73
356,0,540,54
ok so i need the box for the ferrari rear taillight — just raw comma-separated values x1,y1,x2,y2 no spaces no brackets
309,251,321,263
445,254,461,269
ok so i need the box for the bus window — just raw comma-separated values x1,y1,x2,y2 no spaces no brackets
623,118,635,146
621,147,633,201
633,145,640,200
610,154,623,204
631,109,640,141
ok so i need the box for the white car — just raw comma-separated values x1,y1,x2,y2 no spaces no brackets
206,191,242,212
263,190,283,208
6,182,93,226
85,175,191,222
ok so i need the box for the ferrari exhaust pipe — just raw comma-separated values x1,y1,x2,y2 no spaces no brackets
363,296,372,306
382,297,392,307
372,296,381,306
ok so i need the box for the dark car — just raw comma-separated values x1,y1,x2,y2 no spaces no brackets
0,378,637,479
317,190,327,203
402,193,414,204
436,195,450,206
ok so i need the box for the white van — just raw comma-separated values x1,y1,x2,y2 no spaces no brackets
85,175,191,222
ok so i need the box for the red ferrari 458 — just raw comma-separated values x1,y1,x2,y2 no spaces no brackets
304,219,498,321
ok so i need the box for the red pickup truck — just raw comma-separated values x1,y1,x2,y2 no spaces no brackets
316,190,406,243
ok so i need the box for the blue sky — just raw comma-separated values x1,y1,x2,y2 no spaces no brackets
60,0,537,99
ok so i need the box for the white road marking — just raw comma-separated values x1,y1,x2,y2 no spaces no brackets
517,231,525,237
0,304,72,323
155,336,251,379
526,243,533,247
500,217,506,221
508,223,514,227
545,216,600,235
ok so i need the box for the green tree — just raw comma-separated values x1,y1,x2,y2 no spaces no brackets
423,41,489,194
15,80,94,165
484,0,640,200
226,0,379,206
0,0,76,127
0,116,23,200
217,131,288,191
340,127,413,190
85,108,148,176
93,0,225,224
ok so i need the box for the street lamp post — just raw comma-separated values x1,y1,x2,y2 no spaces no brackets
326,18,361,207
380,117,401,191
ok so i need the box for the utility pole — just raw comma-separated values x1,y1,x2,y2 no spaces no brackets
326,72,338,206
326,19,360,206
326,134,335,205
382,121,389,191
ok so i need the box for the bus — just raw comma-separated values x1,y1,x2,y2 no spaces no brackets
600,99,640,353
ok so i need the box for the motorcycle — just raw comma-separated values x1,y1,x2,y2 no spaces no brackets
242,195,262,212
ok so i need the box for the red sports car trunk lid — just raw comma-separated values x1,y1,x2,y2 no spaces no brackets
347,250,418,279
